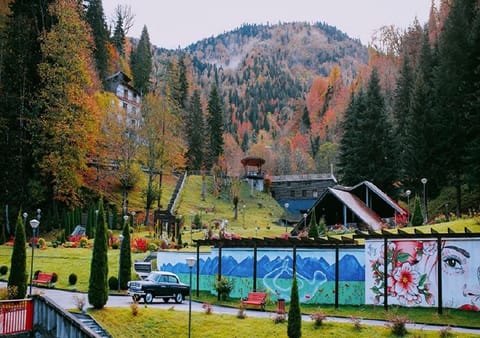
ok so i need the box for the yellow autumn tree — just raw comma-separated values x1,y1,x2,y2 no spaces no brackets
35,0,101,207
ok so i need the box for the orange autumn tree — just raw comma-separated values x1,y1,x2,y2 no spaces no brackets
139,92,186,225
35,0,101,207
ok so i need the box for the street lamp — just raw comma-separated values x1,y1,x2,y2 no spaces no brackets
421,178,428,223
242,204,246,229
23,212,28,227
189,211,194,244
284,203,289,232
303,213,307,230
29,218,40,296
186,257,196,338
118,234,124,291
405,190,411,223
119,214,129,291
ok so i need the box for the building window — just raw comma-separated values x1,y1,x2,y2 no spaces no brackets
287,182,291,187
290,190,295,198
123,89,128,98
122,102,128,110
313,190,318,198
302,190,307,197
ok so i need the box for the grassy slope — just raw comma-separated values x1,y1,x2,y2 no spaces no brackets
175,175,285,238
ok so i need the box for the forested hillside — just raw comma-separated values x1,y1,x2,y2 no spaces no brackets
0,0,479,236
153,22,369,176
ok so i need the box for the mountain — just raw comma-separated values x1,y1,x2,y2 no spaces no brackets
151,22,369,175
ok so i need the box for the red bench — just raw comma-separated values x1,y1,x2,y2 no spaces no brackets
33,272,54,288
241,292,267,311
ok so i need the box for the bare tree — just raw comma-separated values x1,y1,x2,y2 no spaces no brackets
110,4,135,35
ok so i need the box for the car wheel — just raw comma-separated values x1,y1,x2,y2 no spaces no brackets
132,295,140,303
174,293,183,304
144,293,154,304
163,297,170,303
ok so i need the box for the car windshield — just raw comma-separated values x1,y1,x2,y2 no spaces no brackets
145,274,159,282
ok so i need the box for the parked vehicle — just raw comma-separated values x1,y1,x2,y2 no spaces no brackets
127,271,190,304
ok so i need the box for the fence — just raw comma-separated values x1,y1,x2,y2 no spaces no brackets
0,299,33,335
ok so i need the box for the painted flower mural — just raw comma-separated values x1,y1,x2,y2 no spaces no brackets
367,240,437,307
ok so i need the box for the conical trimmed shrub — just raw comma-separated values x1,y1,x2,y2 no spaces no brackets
88,199,109,308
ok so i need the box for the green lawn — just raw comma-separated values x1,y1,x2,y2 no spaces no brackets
89,307,477,338
0,244,147,291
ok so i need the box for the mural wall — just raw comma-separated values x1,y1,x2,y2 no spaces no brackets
157,248,365,305
154,236,480,311
365,238,480,311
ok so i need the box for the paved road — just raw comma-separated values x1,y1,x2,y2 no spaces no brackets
2,282,480,336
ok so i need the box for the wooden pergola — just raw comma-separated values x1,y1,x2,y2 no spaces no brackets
191,227,480,312
193,235,362,307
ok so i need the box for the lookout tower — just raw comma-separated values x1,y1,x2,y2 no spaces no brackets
241,156,265,193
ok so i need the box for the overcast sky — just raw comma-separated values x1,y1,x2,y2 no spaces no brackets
102,0,437,49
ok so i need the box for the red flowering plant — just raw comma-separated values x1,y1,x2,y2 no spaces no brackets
131,237,148,253
369,240,437,306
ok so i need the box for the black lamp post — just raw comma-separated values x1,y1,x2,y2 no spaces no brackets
242,204,246,229
186,257,196,338
189,211,194,244
405,190,411,223
119,215,129,291
29,218,40,296
421,178,428,223
284,202,289,232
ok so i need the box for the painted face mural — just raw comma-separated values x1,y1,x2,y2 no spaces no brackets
366,238,480,311
442,240,480,311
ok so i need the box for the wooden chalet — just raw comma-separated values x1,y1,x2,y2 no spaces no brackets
294,181,407,233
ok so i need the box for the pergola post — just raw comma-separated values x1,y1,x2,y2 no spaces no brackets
253,242,258,291
335,244,339,309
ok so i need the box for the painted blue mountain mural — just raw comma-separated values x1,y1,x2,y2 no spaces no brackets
160,251,364,282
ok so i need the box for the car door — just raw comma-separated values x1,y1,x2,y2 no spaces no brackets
156,274,169,297
165,275,179,297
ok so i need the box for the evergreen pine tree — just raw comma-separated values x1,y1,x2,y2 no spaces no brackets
8,213,27,299
301,106,311,131
85,0,110,87
393,56,414,183
307,208,318,238
112,13,125,56
186,90,205,170
0,218,6,244
405,30,436,192
88,199,109,308
119,215,131,290
466,6,480,187
0,0,54,215
353,69,397,195
86,204,93,238
411,195,424,227
177,56,189,110
130,25,152,95
338,90,364,185
206,85,224,169
432,0,477,215
287,276,301,338
318,217,326,236
167,55,189,112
